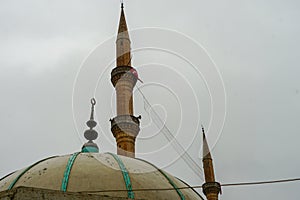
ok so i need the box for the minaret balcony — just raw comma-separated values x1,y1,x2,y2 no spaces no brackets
110,115,141,138
111,66,137,87
202,182,221,196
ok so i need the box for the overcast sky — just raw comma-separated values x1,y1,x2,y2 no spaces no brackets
0,0,300,199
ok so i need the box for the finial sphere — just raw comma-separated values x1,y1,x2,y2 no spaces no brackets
84,129,98,141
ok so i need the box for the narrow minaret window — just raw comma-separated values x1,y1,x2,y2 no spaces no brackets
81,98,99,153
110,3,141,158
202,126,221,200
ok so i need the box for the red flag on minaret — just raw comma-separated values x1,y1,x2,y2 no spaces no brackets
130,68,143,83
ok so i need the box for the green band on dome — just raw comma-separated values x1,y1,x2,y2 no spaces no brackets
61,152,80,192
107,153,134,199
81,146,99,153
8,156,57,190
136,158,185,200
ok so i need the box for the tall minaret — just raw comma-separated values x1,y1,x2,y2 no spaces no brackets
202,127,221,200
110,3,141,158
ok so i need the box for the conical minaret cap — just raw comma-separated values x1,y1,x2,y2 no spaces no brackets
202,126,212,159
117,3,130,40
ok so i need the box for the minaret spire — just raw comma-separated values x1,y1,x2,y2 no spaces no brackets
110,4,141,158
116,2,131,67
201,126,221,200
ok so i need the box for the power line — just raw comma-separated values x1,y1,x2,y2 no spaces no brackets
77,177,300,194
136,86,204,180
221,177,300,187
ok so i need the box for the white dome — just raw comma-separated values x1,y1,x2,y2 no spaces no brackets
0,152,203,200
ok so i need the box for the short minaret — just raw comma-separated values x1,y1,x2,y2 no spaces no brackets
202,126,221,200
110,3,141,158
82,98,99,153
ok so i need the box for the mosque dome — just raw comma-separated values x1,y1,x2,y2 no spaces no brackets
0,152,203,199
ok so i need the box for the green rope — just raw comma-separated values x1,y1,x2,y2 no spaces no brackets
107,153,134,199
8,156,57,190
136,158,185,200
61,152,80,192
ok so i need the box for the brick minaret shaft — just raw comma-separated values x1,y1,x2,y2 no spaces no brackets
110,4,140,158
202,127,221,200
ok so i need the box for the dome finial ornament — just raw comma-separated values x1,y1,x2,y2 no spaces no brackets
90,98,96,120
82,98,99,153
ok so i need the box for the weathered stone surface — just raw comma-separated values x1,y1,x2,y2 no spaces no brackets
0,187,132,200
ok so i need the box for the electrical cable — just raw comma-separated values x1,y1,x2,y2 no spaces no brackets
136,85,204,180
76,177,300,194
